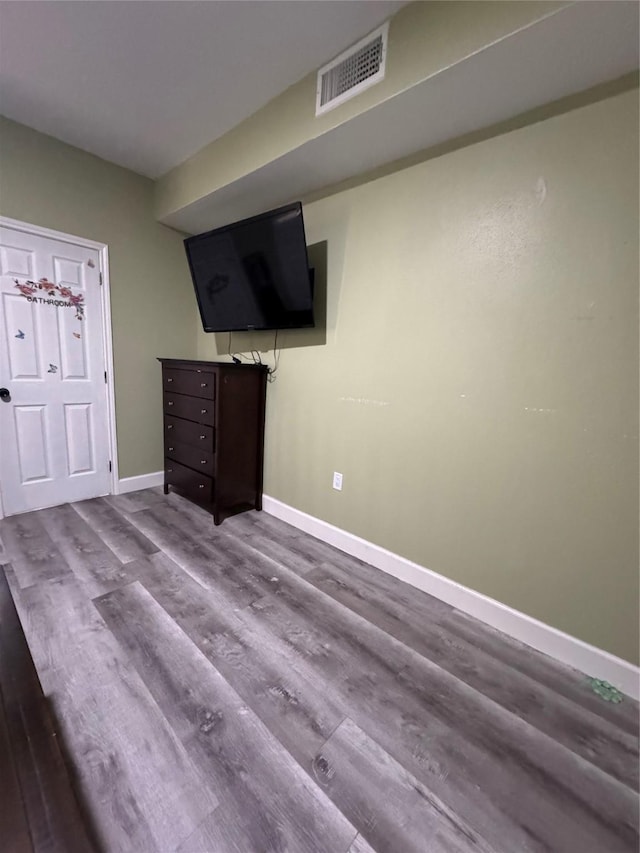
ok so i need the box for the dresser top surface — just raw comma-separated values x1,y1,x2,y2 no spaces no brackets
158,358,268,373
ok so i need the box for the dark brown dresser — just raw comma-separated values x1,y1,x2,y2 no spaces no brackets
158,358,268,525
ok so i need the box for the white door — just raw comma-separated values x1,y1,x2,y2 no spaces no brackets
0,223,111,515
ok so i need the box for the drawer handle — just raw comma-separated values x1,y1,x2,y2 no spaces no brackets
167,424,173,430
200,459,207,465
167,468,173,473
198,484,205,489
200,382,208,388
200,408,207,414
199,434,206,440
167,377,173,383
168,401,174,406
168,446,174,451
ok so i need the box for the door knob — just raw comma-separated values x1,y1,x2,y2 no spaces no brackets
0,388,10,402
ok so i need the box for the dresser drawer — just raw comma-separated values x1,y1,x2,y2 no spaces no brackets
164,392,215,425
165,439,214,476
164,458,213,503
163,368,215,400
164,415,214,450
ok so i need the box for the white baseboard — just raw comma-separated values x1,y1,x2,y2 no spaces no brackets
262,494,640,700
116,471,164,495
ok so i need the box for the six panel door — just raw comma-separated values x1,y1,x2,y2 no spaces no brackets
0,223,111,515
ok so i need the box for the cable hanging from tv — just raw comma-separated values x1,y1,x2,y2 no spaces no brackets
227,330,280,382
267,329,280,383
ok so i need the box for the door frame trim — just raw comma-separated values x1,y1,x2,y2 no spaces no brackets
0,216,119,518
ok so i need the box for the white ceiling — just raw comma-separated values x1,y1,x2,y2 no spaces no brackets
0,0,406,178
1,0,637,234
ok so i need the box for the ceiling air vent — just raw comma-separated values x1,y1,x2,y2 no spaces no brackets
316,22,389,116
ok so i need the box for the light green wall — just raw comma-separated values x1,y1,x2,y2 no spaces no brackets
0,117,195,478
197,89,639,663
156,0,566,220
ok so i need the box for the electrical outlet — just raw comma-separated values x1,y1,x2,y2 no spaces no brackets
332,471,343,491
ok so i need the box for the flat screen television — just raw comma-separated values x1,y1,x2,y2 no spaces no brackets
184,202,314,333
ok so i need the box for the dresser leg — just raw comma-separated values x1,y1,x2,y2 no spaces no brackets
163,483,169,495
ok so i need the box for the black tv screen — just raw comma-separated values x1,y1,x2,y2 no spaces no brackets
184,202,314,333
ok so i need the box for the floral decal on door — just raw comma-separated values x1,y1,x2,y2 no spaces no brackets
14,277,85,320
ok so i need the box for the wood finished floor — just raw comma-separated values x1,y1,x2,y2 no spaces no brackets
0,488,638,853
